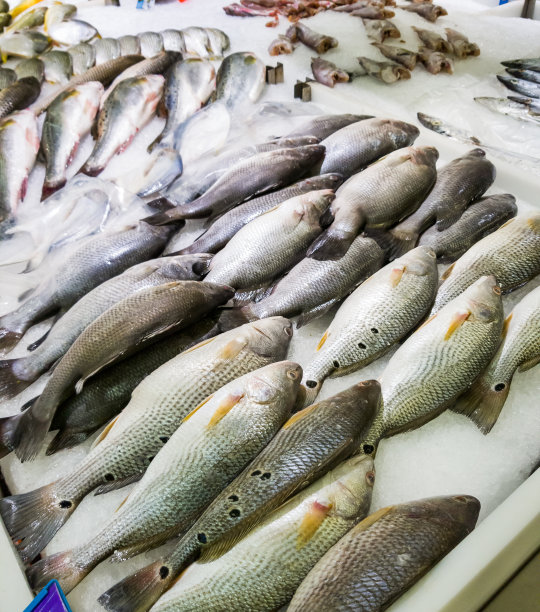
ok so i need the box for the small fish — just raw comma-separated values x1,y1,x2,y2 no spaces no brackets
285,113,373,140
268,35,294,56
5,5,46,32
413,26,452,53
117,34,140,55
43,3,76,32
350,5,395,18
402,2,447,21
14,58,44,83
289,495,480,612
505,68,540,85
357,56,411,83
99,384,379,612
0,31,49,60
371,42,417,70
82,74,164,176
417,46,453,74
40,82,105,197
333,1,384,12
286,22,338,54
501,57,540,71
445,28,480,58
160,29,185,53
92,37,120,64
419,194,518,263
497,74,540,99
40,49,73,84
0,110,39,223
0,66,17,89
48,19,99,45
362,275,504,451
507,95,540,114
137,30,164,57
311,145,438,260
214,51,266,109
431,215,540,314
67,42,95,75
0,317,292,561
475,96,540,125
204,190,334,291
311,57,349,87
180,26,209,57
363,19,400,43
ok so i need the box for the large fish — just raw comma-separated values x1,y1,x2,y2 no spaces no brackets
204,190,334,291
310,146,438,260
0,76,40,121
146,144,326,223
0,222,174,354
82,74,164,176
285,113,373,140
214,51,266,109
455,285,540,433
431,214,540,314
0,317,292,562
27,361,302,595
362,275,504,453
40,81,104,198
97,381,380,612
302,246,438,405
149,455,374,612
289,495,480,612
0,109,39,222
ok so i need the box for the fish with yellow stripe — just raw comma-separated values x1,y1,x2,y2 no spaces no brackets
26,361,303,595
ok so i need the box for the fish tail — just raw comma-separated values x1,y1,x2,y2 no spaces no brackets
0,480,77,563
0,411,23,458
0,328,23,353
386,227,418,259
453,377,510,434
0,358,32,399
26,547,90,595
13,401,54,462
307,227,356,261
97,560,174,612
142,210,179,226
46,429,92,455
41,179,66,201
217,307,255,332
81,158,105,178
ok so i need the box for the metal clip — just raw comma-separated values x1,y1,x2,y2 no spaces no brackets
266,62,284,85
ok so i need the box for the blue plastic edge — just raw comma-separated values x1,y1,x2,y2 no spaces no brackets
23,579,72,612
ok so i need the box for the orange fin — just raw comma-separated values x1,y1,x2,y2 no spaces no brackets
183,394,214,423
389,265,406,287
181,337,215,355
115,493,130,513
416,312,438,333
352,505,394,533
297,500,333,549
218,338,248,360
92,415,120,448
316,330,328,351
444,310,470,340
502,313,513,339
283,402,319,429
441,262,456,281
207,393,244,429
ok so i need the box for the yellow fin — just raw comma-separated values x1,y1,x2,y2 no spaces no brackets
416,312,438,333
502,313,513,339
316,330,328,351
352,505,394,534
115,493,130,513
93,415,120,447
181,336,215,355
283,402,319,429
10,0,43,17
207,393,244,429
444,310,470,341
389,265,406,288
297,500,333,549
183,394,215,423
218,337,247,360
441,262,456,281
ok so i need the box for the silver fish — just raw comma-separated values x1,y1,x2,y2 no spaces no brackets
40,50,73,84
138,30,164,57
14,58,44,83
160,29,185,53
206,27,230,57
48,19,99,45
43,3,77,32
501,57,540,71
505,68,540,85
497,74,540,98
0,31,49,59
67,42,95,75
181,26,210,57
92,37,121,64
285,113,373,140
117,34,141,56
0,66,16,89
214,51,266,109
475,96,540,124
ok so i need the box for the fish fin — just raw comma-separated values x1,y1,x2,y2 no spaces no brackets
97,559,179,612
296,500,333,549
307,227,357,261
0,411,23,458
389,264,406,288
283,402,321,429
440,262,456,281
354,505,394,532
518,354,540,373
444,310,470,340
452,377,510,434
182,394,215,423
27,328,51,351
26,548,91,595
206,393,244,428
297,299,339,328
502,313,513,339
13,406,56,462
115,493,130,513
0,328,23,353
75,378,85,394
218,337,248,360
216,308,254,333
110,526,181,563
0,358,32,399
91,415,121,449
316,330,329,351
146,197,175,212
142,210,179,226
46,430,92,455
93,472,143,496
0,481,76,564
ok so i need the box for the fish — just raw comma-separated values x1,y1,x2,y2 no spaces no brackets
149,58,216,151
501,57,540,71
371,42,417,70
333,1,387,12
319,117,419,178
147,454,375,612
47,19,99,45
204,190,334,291
402,2,447,21
39,50,73,84
81,74,164,176
117,34,141,55
178,174,344,256
418,194,518,263
160,29,185,53
286,22,338,54
302,246,438,405
311,145,438,260
285,113,373,140
288,495,480,612
180,27,209,57
362,275,504,451
0,75,40,120
221,236,384,331
445,28,480,58
475,96,540,124
4,5,46,32
388,149,496,256
40,81,103,198
417,46,453,74
507,95,540,114
0,222,174,354
363,19,400,43
0,254,211,397
431,215,540,314
99,384,379,612
350,5,395,19
67,42,95,75
14,58,44,83
0,66,17,89
357,56,411,83
206,27,230,57
43,3,77,32
497,74,540,98
311,57,350,87
0,317,292,562
268,35,294,56
27,361,302,594
92,37,121,64
505,68,540,85
454,285,540,433
0,110,39,223
0,31,49,60
47,314,221,454
412,26,452,53
214,51,266,109
146,144,326,223
137,31,164,57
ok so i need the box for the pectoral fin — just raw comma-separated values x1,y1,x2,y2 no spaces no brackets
316,330,328,351
207,393,244,428
297,500,333,549
444,310,470,340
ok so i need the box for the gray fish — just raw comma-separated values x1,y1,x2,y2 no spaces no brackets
357,56,411,83
476,96,540,124
0,317,291,561
43,4,77,32
92,37,120,64
363,19,400,43
14,58,44,83
286,22,338,54
0,75,40,120
417,46,453,75
0,222,175,354
319,117,419,177
0,31,49,58
137,30,164,57
206,27,230,57
146,144,326,222
445,28,480,58
507,95,540,114
40,50,73,84
160,29,185,53
214,51,266,109
419,194,518,263
311,57,349,87
402,2,447,21
48,19,98,45
506,68,540,85
350,5,395,18
0,66,17,89
497,74,540,99
67,42,95,75
389,149,496,256
285,113,373,140
371,42,417,70
117,34,141,56
501,57,540,71
311,146,438,260
269,35,294,56
181,26,210,57
413,26,452,53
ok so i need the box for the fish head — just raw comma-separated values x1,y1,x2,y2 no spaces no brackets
408,145,439,168
387,119,420,145
293,144,326,167
465,148,486,159
156,254,213,281
243,316,293,360
245,361,303,406
327,381,381,435
464,275,503,325
399,495,480,535
197,281,235,305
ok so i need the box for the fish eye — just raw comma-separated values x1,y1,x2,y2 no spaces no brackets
284,326,293,337
306,380,317,389
494,383,506,392
366,471,375,486
287,369,299,380
492,286,502,295
454,496,469,503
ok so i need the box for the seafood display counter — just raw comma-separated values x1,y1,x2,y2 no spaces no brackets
0,0,539,611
